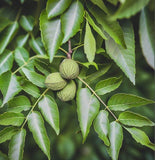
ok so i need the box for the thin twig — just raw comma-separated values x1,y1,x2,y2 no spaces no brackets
72,44,84,51
15,8,22,21
59,47,68,55
67,39,72,59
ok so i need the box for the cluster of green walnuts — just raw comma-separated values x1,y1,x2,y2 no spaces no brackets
45,59,79,101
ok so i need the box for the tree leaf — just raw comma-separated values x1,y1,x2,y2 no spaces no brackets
14,47,29,66
139,8,155,69
84,21,96,62
0,50,14,76
40,10,63,62
86,12,107,40
0,127,18,144
106,20,135,84
93,110,110,146
61,0,84,43
0,112,25,126
108,93,155,111
106,0,118,6
28,111,51,160
8,129,26,160
95,77,122,95
15,34,29,47
0,21,19,54
0,17,11,32
76,88,100,142
125,127,155,151
89,5,126,48
19,15,34,32
0,71,22,107
118,111,155,127
21,80,40,98
38,95,60,135
46,0,72,19
22,67,45,88
7,95,31,113
110,0,150,20
107,121,123,160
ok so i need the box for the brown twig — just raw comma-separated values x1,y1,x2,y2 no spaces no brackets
67,39,72,59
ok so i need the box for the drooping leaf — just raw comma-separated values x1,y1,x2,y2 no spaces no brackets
0,127,18,144
38,95,60,135
106,21,135,84
89,5,126,48
111,0,150,20
46,0,72,19
0,71,22,107
107,121,123,160
40,10,63,62
0,112,25,126
118,111,155,127
8,129,26,160
14,47,29,66
61,0,84,43
125,127,155,151
28,111,51,160
108,93,155,111
7,95,31,113
19,15,34,32
93,110,110,146
0,50,14,76
95,77,122,95
139,9,155,69
22,67,45,88
0,21,19,54
0,17,11,32
76,88,100,142
84,21,96,62
86,12,107,40
15,34,29,47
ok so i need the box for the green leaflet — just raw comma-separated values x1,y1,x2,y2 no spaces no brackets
40,10,63,62
28,111,51,160
108,93,155,111
76,88,100,142
38,95,60,135
8,129,26,160
61,0,84,43
84,21,96,62
106,20,135,84
46,0,72,19
15,34,29,47
125,127,155,151
0,17,11,32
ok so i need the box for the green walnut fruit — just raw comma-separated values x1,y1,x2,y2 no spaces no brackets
57,80,76,101
45,72,67,91
59,59,79,79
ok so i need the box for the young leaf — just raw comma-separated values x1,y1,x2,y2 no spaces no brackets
110,0,150,20
0,127,18,144
40,10,63,62
139,9,155,69
95,77,122,95
38,95,60,135
118,111,155,127
0,50,14,76
0,21,19,54
125,127,155,151
107,121,123,160
108,93,155,111
61,0,84,43
0,71,22,107
46,0,72,19
84,21,96,62
19,15,34,32
0,17,11,32
86,12,107,40
22,67,45,88
7,95,31,113
8,129,26,160
0,112,25,126
89,5,126,48
14,47,29,66
76,88,100,142
93,110,110,146
106,21,135,84
28,111,51,160
15,34,29,47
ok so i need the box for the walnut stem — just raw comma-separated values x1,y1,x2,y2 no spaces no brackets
67,39,72,59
